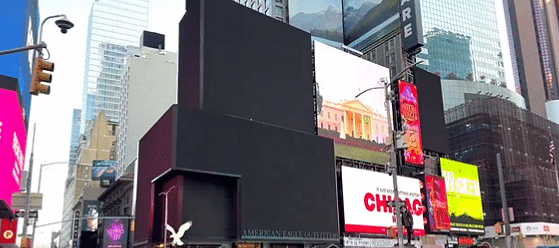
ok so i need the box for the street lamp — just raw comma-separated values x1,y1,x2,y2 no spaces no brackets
159,186,176,248
355,61,421,248
35,14,74,59
32,161,70,247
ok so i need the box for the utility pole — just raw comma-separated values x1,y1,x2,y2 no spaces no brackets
22,123,37,244
497,153,512,248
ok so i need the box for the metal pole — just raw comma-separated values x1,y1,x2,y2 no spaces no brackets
0,42,47,56
497,153,512,248
23,123,37,241
159,186,175,248
30,163,44,245
385,81,404,248
36,14,66,59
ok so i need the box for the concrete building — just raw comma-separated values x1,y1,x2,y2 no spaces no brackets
60,112,117,248
116,33,177,179
503,0,559,121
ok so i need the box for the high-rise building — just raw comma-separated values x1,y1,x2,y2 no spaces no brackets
60,112,117,248
80,0,149,127
68,109,82,166
349,0,506,86
116,33,177,179
503,0,559,121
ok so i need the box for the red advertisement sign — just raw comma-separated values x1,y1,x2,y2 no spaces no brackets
424,175,451,232
0,219,18,244
398,80,423,165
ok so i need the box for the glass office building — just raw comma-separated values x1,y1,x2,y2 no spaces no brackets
417,0,506,85
81,0,149,127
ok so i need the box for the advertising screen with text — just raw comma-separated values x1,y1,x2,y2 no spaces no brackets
314,41,391,165
440,158,484,234
423,175,451,232
0,88,26,207
342,166,425,236
399,80,424,165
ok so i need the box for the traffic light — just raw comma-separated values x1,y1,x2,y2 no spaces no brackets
30,57,54,95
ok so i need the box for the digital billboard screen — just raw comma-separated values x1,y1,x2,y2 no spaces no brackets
398,80,424,165
314,40,391,164
343,0,400,50
0,88,27,207
289,0,343,45
440,158,484,234
102,218,129,248
82,200,101,232
421,175,450,233
341,166,425,236
91,160,116,183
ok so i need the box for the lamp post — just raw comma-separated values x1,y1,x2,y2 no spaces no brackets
35,14,74,59
31,161,70,245
159,186,176,248
356,62,421,248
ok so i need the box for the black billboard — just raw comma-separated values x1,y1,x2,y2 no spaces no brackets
413,67,449,154
136,106,339,244
179,0,315,134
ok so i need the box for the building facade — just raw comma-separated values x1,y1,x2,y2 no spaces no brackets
116,42,177,179
80,0,148,127
61,112,117,248
445,97,559,227
441,79,526,111
68,109,82,166
503,0,559,120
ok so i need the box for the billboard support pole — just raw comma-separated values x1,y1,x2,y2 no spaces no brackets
497,153,512,248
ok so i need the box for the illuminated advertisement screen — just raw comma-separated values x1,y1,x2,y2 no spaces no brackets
341,166,425,236
102,218,129,248
82,200,101,232
289,0,343,45
314,41,391,165
0,88,27,207
91,160,116,183
398,80,424,165
343,0,400,50
440,158,484,234
422,175,450,232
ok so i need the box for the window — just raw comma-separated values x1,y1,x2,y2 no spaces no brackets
275,6,283,16
275,0,282,2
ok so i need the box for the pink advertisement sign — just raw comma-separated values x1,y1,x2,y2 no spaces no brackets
0,89,27,207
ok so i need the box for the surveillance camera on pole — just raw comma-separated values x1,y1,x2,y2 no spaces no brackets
55,16,74,34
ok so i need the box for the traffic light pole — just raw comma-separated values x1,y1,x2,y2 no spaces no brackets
0,42,46,57
22,123,37,243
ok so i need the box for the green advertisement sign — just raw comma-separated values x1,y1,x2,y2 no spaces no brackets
440,158,484,233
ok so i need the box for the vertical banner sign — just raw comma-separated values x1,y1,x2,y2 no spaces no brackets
400,0,424,52
422,175,451,232
398,80,424,165
0,219,18,244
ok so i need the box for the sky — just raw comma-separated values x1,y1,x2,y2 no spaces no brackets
23,0,513,246
24,0,185,246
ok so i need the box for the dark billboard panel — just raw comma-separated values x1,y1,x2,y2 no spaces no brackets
421,175,450,233
398,80,424,165
314,40,391,164
343,0,399,50
440,158,484,234
82,200,101,232
102,218,129,248
0,88,27,207
413,67,449,154
289,0,344,45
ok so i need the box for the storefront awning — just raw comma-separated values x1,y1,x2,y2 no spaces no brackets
0,199,15,219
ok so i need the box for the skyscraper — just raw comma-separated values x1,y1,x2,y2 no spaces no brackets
81,0,149,127
503,0,559,120
348,0,506,86
68,109,81,166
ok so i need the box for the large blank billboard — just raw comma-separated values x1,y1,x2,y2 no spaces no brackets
314,41,390,164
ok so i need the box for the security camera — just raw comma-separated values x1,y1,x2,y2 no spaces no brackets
55,17,74,34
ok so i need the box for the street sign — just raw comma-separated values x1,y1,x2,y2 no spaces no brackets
13,210,38,218
11,193,43,210
14,211,25,218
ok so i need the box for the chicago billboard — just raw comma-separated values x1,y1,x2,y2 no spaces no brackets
343,0,399,50
0,88,27,207
421,175,450,233
398,80,423,165
440,158,484,234
314,40,391,165
341,166,425,236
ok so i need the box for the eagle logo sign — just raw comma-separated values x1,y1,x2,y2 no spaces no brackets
166,221,192,246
